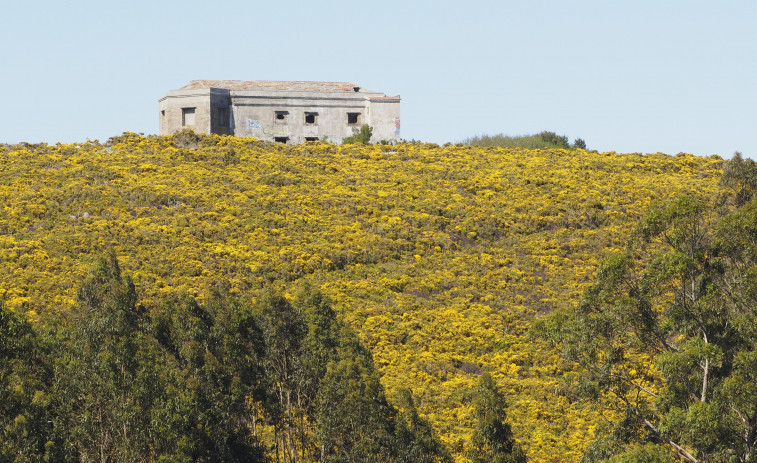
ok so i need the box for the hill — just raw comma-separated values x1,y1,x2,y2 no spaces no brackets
0,133,722,461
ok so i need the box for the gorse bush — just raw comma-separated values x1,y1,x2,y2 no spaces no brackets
0,133,722,460
172,128,201,149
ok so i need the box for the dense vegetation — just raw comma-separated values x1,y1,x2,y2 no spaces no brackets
542,153,757,462
462,131,586,151
1,256,462,462
0,132,723,461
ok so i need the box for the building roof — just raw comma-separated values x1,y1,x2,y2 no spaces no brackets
181,80,365,93
369,96,402,101
175,80,400,100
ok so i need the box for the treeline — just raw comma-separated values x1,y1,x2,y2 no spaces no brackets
462,131,586,150
0,256,524,463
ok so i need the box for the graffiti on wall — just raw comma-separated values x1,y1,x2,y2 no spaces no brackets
263,125,289,136
247,119,261,129
395,117,401,137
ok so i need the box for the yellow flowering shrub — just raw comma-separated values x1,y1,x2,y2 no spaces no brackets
0,134,722,461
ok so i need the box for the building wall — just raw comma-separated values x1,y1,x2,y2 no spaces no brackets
159,85,400,144
367,100,401,142
159,88,213,135
230,92,375,143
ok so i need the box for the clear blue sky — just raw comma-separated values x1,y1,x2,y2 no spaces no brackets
2,0,755,157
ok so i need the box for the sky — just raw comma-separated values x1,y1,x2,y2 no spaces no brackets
1,0,755,157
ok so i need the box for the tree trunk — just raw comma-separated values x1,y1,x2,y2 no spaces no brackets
642,417,699,463
252,404,257,438
701,332,709,403
275,425,280,463
287,389,295,463
701,356,709,402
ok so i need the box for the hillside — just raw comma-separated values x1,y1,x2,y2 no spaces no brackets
0,133,722,461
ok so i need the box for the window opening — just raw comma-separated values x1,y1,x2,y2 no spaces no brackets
305,112,318,125
182,107,196,126
217,107,228,127
275,111,289,123
274,137,289,144
347,112,360,125
305,137,319,142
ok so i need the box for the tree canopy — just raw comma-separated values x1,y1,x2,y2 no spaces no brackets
0,256,460,462
544,154,757,462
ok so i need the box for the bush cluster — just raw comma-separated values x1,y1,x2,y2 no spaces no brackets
0,133,722,460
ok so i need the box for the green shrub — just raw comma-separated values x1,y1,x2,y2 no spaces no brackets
463,131,580,150
343,124,373,145
537,131,569,149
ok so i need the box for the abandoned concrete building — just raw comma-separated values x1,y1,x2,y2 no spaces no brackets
158,80,401,144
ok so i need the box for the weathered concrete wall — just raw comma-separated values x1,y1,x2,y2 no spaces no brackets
159,88,212,135
229,90,372,143
159,83,401,144
367,99,400,143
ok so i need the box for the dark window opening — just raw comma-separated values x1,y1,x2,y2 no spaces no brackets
275,111,288,123
161,110,165,117
347,112,360,124
305,112,318,124
182,107,196,126
305,137,319,142
353,87,360,92
274,137,289,144
217,107,228,127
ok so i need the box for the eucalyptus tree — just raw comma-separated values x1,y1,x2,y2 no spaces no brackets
548,154,757,462
468,373,526,463
0,301,53,462
52,255,156,462
316,325,396,463
394,388,453,463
